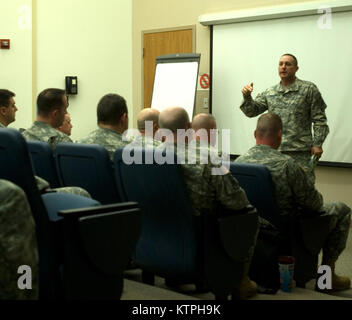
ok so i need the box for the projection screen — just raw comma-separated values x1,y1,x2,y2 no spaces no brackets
211,9,352,166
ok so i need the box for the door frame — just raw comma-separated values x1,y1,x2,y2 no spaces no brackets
141,25,196,109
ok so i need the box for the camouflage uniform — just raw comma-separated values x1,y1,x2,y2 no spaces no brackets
128,135,162,148
166,141,258,261
174,142,250,216
79,127,129,162
35,176,91,198
22,121,72,149
235,144,351,260
240,78,329,180
0,180,38,300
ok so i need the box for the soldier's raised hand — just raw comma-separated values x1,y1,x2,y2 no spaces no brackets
242,82,253,98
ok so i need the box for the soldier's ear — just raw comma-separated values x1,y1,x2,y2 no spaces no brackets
0,106,6,116
51,108,58,118
254,130,257,139
121,113,128,122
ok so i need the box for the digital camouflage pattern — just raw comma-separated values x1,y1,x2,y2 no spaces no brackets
0,180,38,300
128,134,162,148
35,176,91,198
240,78,329,152
235,144,351,260
170,141,258,261
79,127,129,162
281,150,315,184
22,121,72,149
169,141,250,215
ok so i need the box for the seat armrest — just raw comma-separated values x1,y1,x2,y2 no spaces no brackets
78,209,141,275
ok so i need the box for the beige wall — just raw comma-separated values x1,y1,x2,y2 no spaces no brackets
0,0,33,130
316,166,352,206
36,0,132,141
132,0,352,207
1,0,133,139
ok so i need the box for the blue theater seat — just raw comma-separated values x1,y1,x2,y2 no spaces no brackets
54,143,120,204
58,202,141,299
229,162,280,228
0,129,101,299
230,162,331,287
114,147,258,300
27,141,61,188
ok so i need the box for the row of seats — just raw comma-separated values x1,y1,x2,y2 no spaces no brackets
28,140,280,226
3,128,322,299
26,137,266,299
28,141,118,203
0,129,324,299
0,129,141,300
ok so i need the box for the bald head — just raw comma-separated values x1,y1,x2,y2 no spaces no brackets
192,113,216,132
255,113,282,149
159,107,190,132
192,113,217,145
137,108,160,135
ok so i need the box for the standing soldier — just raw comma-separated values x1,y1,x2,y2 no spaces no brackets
240,54,329,182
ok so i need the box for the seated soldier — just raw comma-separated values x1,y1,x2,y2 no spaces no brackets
0,89,89,198
191,113,217,146
22,88,72,148
0,89,18,129
0,180,38,300
56,113,73,137
235,112,351,292
158,106,259,300
79,93,129,161
131,108,161,147
191,112,227,164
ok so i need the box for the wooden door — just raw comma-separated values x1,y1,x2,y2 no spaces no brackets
143,29,193,108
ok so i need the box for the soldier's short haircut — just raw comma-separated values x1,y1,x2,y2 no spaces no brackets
256,113,283,139
0,89,15,108
97,93,127,126
281,53,298,66
159,107,189,132
192,113,216,131
137,108,160,131
37,88,66,116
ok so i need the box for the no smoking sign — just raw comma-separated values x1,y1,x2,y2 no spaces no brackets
199,73,210,90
